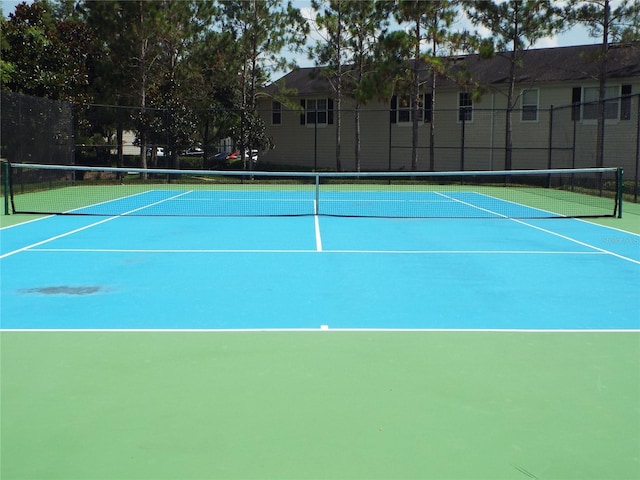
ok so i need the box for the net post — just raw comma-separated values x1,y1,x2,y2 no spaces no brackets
617,167,623,218
2,160,10,215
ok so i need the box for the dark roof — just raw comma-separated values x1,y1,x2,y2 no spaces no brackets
267,67,330,95
266,43,640,95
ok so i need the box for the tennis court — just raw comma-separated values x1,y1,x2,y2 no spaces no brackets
1,164,639,479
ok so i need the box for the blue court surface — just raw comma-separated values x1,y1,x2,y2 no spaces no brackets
1,211,638,331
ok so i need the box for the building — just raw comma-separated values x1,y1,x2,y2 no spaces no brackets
258,43,640,174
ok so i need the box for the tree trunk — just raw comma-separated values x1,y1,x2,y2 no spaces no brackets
411,20,420,171
595,0,610,168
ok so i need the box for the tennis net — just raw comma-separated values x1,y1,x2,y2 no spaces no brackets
4,162,623,219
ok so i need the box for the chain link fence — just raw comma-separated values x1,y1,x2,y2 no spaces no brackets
1,90,74,165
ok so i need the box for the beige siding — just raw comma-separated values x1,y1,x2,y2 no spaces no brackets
259,77,639,173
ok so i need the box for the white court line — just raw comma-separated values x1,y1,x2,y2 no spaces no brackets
65,190,154,213
168,198,315,203
575,217,640,237
29,248,318,253
314,216,323,252
473,191,565,217
0,216,121,260
435,192,640,265
434,191,511,217
313,197,323,251
0,190,159,231
27,247,606,255
323,199,453,203
0,214,55,230
509,218,640,265
0,191,192,260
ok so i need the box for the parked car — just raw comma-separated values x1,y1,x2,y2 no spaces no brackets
226,150,258,163
211,149,259,169
146,147,165,157
213,150,232,161
183,147,204,156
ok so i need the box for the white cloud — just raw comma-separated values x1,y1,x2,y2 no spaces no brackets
534,36,560,49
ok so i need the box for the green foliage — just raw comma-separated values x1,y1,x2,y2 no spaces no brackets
1,0,94,101
566,0,640,43
478,38,495,58
464,0,562,54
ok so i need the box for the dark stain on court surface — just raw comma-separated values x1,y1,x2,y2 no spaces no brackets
19,286,106,295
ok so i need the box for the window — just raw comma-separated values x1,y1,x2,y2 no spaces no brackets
458,92,472,122
521,89,539,122
572,85,631,122
272,101,281,125
299,98,333,126
583,86,620,120
398,95,412,123
424,93,433,123
571,86,581,121
390,94,431,124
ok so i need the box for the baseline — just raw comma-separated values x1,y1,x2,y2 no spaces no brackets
26,247,607,255
2,328,638,333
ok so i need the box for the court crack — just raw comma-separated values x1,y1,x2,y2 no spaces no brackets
511,463,539,479
18,285,109,295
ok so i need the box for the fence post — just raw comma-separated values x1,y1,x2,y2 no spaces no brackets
388,114,392,171
547,105,554,170
635,95,639,202
71,103,76,183
460,113,466,171
547,105,554,188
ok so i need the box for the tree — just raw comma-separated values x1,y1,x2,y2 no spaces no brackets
310,0,351,172
386,1,463,171
83,0,166,172
151,1,218,170
413,0,459,171
566,0,640,168
0,14,16,86
83,1,217,171
340,0,390,172
464,0,561,170
219,0,309,170
188,27,244,168
84,0,238,170
1,0,94,101
393,1,427,171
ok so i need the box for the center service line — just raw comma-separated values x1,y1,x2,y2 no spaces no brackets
314,214,323,252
